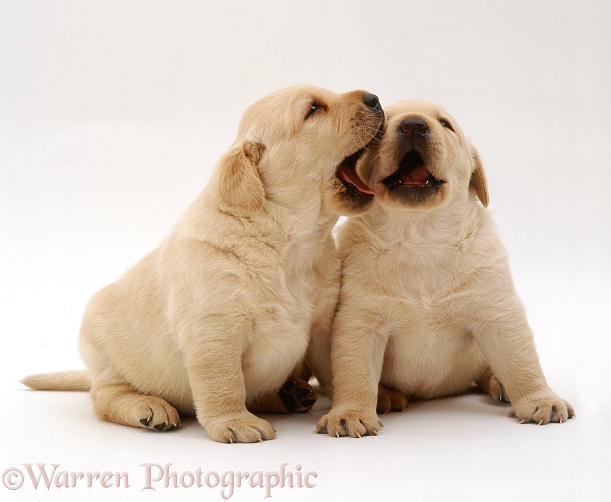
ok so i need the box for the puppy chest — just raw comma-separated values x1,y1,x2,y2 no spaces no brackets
247,275,318,346
242,302,310,391
370,240,474,296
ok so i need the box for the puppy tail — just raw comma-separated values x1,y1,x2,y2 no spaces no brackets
21,370,91,391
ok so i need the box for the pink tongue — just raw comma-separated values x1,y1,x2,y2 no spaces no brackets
400,164,429,185
337,163,375,195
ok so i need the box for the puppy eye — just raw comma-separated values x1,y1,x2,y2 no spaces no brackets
439,118,454,131
305,102,324,119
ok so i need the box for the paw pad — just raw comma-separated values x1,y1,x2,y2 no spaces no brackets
279,379,317,413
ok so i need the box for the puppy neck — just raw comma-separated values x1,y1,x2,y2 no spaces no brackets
359,199,485,247
178,188,338,256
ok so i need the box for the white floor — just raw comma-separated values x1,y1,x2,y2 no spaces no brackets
2,1,610,501
2,382,608,501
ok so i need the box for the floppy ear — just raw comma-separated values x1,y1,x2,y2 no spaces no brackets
218,141,266,212
470,148,489,207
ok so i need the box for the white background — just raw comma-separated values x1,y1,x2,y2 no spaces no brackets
1,1,610,500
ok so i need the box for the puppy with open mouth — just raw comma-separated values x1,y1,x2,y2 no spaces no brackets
317,99,574,438
22,84,383,443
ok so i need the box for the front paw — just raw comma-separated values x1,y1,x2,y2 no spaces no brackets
316,409,383,438
509,394,575,425
204,413,277,443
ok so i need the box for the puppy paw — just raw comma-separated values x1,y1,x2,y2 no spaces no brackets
204,413,276,443
377,385,408,414
135,397,181,431
509,394,575,425
487,375,510,402
316,409,383,438
476,367,509,402
280,379,318,413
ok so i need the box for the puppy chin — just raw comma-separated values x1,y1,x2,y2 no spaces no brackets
328,177,375,215
376,184,447,211
397,187,444,208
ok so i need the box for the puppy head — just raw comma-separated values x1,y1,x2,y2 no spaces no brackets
358,99,488,212
219,85,384,216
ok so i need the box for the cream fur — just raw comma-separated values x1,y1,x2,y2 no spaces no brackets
22,85,384,443
316,100,574,438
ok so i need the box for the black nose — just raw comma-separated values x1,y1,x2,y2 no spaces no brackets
362,93,381,112
399,118,429,139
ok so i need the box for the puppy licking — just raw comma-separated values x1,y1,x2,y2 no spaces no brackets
316,99,574,438
22,85,384,443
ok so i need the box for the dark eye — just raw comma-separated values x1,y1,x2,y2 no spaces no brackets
305,102,324,119
439,118,454,131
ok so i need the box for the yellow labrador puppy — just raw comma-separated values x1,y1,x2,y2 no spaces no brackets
316,99,574,438
22,85,384,443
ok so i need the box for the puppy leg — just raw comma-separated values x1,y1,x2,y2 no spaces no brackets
182,322,276,443
91,380,180,432
470,297,574,424
316,315,388,438
377,385,409,414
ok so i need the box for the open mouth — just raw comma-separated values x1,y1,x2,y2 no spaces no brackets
382,150,445,190
336,149,375,196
